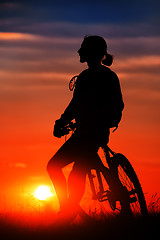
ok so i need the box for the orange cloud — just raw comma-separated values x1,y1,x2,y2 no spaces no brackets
0,32,38,41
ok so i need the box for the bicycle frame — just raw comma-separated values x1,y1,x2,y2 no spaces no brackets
87,145,115,202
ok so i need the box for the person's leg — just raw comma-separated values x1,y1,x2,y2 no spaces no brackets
47,162,67,210
67,144,104,207
67,162,87,206
47,136,76,210
47,128,109,211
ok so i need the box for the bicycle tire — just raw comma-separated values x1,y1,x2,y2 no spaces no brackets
113,153,148,217
79,153,148,218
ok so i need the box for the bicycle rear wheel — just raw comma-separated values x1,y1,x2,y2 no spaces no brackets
113,153,148,217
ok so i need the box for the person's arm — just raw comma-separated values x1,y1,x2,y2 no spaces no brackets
60,97,76,125
53,97,76,138
53,76,81,137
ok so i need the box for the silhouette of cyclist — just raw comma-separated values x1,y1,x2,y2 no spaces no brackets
47,36,124,219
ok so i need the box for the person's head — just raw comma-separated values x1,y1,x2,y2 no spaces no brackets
78,35,113,66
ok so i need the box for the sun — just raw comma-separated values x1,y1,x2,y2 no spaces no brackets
34,185,54,201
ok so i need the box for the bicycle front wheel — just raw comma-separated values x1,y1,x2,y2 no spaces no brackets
114,153,148,216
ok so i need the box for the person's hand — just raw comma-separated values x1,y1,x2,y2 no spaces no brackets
53,119,64,138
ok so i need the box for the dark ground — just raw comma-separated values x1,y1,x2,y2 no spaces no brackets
0,213,159,240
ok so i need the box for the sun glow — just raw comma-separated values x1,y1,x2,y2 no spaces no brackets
34,185,54,201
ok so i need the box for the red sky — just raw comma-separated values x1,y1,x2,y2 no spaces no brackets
0,0,160,212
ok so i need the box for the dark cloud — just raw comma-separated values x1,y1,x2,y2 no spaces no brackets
0,0,160,38
1,19,160,41
1,32,160,73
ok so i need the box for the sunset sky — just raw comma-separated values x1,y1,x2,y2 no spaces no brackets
0,0,160,212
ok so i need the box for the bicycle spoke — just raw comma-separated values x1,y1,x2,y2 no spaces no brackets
117,163,145,215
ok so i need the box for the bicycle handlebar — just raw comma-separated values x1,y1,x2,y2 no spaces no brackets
59,122,77,137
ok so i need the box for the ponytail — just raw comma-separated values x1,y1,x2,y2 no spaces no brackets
102,52,113,66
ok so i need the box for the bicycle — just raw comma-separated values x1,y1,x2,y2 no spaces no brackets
60,122,148,218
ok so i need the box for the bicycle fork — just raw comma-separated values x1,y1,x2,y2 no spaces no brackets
88,169,108,201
